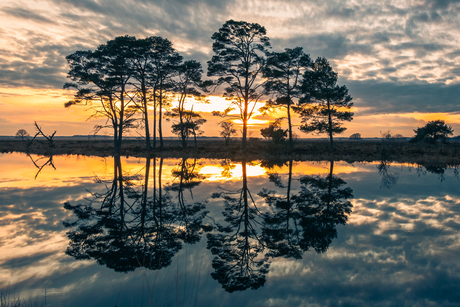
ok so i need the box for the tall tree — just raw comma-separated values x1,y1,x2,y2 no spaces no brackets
130,37,156,150
147,38,182,149
263,47,311,148
208,20,271,151
64,36,137,155
167,60,209,148
299,57,353,151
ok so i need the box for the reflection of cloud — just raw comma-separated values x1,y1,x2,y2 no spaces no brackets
2,154,460,305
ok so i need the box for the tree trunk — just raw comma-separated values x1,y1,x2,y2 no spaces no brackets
287,100,293,149
153,90,157,149
159,88,164,149
242,102,248,151
327,98,334,151
142,82,151,150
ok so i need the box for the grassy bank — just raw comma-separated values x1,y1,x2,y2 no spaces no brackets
1,139,460,165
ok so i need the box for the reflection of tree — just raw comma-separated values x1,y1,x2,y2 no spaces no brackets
377,159,398,189
259,160,303,259
414,162,460,182
220,159,236,179
260,159,353,259
207,160,269,293
166,158,210,243
63,156,208,273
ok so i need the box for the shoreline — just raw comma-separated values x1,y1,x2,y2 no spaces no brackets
1,139,460,165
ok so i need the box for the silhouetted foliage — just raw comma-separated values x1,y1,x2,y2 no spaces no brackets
410,120,453,144
166,60,209,148
260,119,287,144
220,159,236,178
294,160,353,252
208,20,271,151
349,133,361,139
144,37,182,149
299,57,353,150
130,37,179,150
219,121,237,146
15,129,29,140
64,36,138,154
262,47,311,148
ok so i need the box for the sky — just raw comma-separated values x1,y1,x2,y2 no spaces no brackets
1,0,460,138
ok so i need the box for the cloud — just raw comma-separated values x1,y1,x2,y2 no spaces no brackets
1,6,57,24
345,79,460,114
0,0,460,136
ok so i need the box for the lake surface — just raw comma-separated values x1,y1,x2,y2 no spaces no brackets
1,152,460,306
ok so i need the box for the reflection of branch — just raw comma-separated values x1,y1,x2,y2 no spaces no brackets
28,122,57,148
27,153,56,179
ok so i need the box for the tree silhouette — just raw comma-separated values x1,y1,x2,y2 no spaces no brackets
219,159,236,178
410,120,453,144
166,60,210,148
295,160,353,252
15,129,29,140
219,121,237,146
208,20,271,151
143,37,182,149
299,57,353,151
262,47,311,148
64,36,138,155
260,119,287,144
207,160,269,292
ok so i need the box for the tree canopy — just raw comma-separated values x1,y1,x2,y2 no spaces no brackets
263,47,311,148
299,57,353,150
208,20,271,151
410,120,453,143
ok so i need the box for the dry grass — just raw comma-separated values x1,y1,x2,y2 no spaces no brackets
1,138,459,165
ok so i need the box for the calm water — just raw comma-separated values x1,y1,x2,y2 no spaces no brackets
1,152,460,306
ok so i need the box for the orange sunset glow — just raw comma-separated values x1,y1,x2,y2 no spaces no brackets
1,0,459,139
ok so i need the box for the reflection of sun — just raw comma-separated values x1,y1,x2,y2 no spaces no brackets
200,163,267,181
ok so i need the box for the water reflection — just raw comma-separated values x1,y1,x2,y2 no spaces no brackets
208,159,269,292
27,153,55,179
63,156,209,272
208,159,353,292
261,159,353,259
2,153,460,306
377,159,398,189
377,157,459,189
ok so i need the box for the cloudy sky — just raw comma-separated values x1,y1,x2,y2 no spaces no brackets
1,0,460,137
